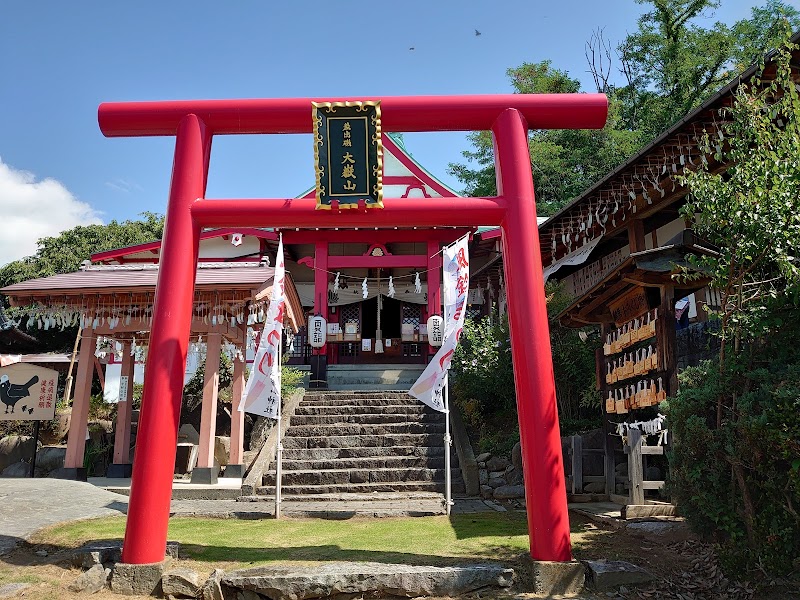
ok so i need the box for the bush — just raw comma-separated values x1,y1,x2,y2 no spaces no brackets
667,339,800,576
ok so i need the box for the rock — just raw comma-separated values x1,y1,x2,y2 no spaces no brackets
488,477,507,489
493,485,525,499
583,560,655,591
583,481,606,494
475,452,491,463
478,461,486,468
349,470,368,484
505,464,523,486
249,417,273,451
221,562,513,599
111,557,172,596
0,583,30,598
645,465,662,481
39,409,71,445
478,469,488,485
68,564,109,593
202,568,225,600
35,446,66,475
162,568,202,598
512,442,522,471
214,436,231,467
615,483,627,495
486,456,510,472
178,424,200,445
70,542,122,569
480,485,494,499
615,462,628,475
235,590,263,600
0,435,37,473
1,462,32,477
34,550,48,557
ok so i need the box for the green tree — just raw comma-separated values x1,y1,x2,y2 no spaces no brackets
449,61,642,215
0,212,164,287
618,0,800,138
668,37,800,576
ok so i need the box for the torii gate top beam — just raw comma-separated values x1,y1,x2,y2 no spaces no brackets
98,94,608,137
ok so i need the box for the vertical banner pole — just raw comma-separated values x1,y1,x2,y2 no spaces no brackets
444,374,452,516
275,344,283,520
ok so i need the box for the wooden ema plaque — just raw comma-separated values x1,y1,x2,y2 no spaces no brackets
0,363,58,421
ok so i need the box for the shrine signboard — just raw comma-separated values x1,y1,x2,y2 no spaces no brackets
0,363,58,421
313,101,383,209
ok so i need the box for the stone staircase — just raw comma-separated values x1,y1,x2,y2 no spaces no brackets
256,391,464,503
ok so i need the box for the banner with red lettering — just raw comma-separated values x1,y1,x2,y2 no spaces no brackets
240,235,285,419
409,234,469,412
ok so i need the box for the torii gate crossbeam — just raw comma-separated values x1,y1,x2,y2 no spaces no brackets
97,94,607,566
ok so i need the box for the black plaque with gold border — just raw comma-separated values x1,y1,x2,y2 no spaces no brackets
313,101,383,210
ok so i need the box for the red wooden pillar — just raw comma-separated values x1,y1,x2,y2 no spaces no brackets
108,340,134,477
63,328,94,477
427,239,442,355
493,108,572,562
193,331,222,483
121,114,208,565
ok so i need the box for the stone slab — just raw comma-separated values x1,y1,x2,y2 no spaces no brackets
111,557,172,596
222,562,513,599
0,584,30,598
526,559,585,596
584,559,655,590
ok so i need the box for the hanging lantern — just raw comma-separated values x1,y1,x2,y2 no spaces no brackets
362,278,368,299
414,272,422,294
308,315,327,348
427,315,444,347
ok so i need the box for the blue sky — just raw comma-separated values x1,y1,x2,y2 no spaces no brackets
0,1,760,264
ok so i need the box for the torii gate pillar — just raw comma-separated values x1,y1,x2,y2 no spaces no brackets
98,94,607,567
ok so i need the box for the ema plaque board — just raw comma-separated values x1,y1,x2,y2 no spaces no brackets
0,363,58,421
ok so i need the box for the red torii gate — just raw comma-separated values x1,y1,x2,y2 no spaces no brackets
97,94,607,565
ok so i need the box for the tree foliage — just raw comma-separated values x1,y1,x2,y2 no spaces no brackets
450,0,800,215
668,37,800,577
0,212,164,289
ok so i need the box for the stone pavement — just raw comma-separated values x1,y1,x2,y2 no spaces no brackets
0,478,502,555
0,479,129,555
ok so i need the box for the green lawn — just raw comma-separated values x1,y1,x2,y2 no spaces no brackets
35,513,538,569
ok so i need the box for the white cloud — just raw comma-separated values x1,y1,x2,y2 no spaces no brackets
0,157,103,266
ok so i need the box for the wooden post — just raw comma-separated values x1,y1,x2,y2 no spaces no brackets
628,220,646,253
658,285,678,396
571,435,583,495
108,340,134,477
227,328,246,477
63,328,94,479
193,331,222,484
627,428,645,505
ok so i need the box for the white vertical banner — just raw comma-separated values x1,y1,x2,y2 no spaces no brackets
240,235,285,419
409,234,469,412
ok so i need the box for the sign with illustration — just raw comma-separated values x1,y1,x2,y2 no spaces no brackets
312,100,383,210
0,363,58,421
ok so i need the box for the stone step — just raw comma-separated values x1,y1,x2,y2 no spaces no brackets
293,404,432,416
263,467,463,486
282,433,443,450
239,491,445,503
282,445,446,460
256,480,466,496
299,397,420,407
278,455,447,471
288,413,442,426
285,422,446,437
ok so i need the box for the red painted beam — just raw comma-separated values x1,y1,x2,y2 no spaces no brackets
281,228,470,244
328,255,427,269
98,94,608,137
191,197,506,229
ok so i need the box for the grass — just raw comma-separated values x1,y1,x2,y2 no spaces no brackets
35,513,540,569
